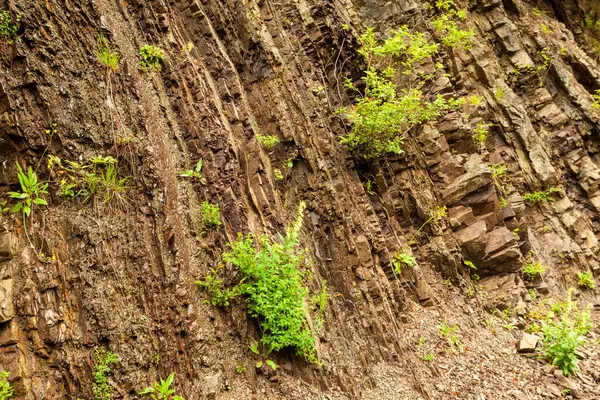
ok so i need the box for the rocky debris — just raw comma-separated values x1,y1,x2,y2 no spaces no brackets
516,333,539,353
441,164,492,206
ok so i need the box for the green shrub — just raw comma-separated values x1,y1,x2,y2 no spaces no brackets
0,371,13,400
199,202,222,229
0,10,20,43
8,163,49,217
92,348,119,400
140,45,165,73
139,373,184,400
340,27,463,159
198,202,322,362
522,187,561,203
523,260,548,281
577,272,596,289
95,34,120,72
257,135,280,150
539,290,593,375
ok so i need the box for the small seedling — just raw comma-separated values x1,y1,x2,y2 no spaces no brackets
423,353,434,361
8,163,49,217
472,122,491,145
577,272,596,289
139,373,184,400
235,364,246,374
180,159,206,184
140,45,165,73
265,360,278,370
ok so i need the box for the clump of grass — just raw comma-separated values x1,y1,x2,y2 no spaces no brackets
140,45,165,73
95,34,120,72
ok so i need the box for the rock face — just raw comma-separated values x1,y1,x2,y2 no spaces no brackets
0,0,599,399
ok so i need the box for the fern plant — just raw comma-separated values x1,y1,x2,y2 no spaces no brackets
199,202,323,362
8,163,49,217
139,373,184,400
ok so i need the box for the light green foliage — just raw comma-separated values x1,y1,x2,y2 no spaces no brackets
310,281,329,332
179,159,206,184
200,202,322,362
196,265,236,307
431,0,474,50
140,45,165,73
468,95,484,107
523,260,548,281
437,321,462,351
363,178,376,195
540,24,553,35
592,90,600,110
139,373,184,400
464,260,476,270
92,348,119,400
257,134,280,150
577,272,596,289
0,10,19,43
199,202,222,230
341,27,463,159
0,371,13,400
472,122,491,145
522,187,561,203
8,163,49,217
490,163,509,194
265,360,278,370
423,353,434,361
95,34,120,72
539,290,593,375
528,289,537,300
391,252,416,274
494,87,504,101
235,364,246,374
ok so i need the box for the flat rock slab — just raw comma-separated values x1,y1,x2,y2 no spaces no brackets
516,333,539,353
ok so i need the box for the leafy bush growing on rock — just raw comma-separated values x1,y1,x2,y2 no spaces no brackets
197,202,323,362
92,348,119,400
577,271,596,289
522,260,548,281
0,10,20,43
199,201,222,230
140,45,165,73
391,252,415,274
538,290,593,375
257,134,280,150
0,371,13,399
340,27,463,159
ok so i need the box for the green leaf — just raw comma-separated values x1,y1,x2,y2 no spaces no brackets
138,387,155,395
33,198,47,205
